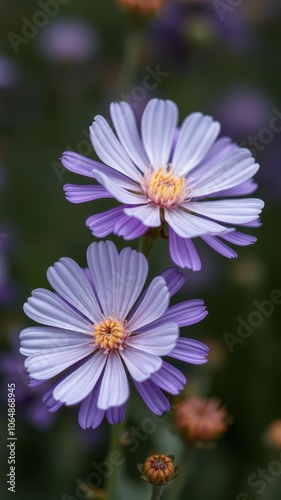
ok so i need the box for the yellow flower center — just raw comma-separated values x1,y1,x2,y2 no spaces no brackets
141,168,187,209
93,316,129,353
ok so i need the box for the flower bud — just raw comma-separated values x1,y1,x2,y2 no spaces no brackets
116,0,164,15
264,420,281,450
138,451,179,485
174,396,231,447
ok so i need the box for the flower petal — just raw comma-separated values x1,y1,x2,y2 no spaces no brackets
165,208,228,238
90,115,141,181
190,149,259,197
128,276,169,331
120,346,162,382
168,338,209,364
191,137,237,181
127,322,178,355
133,379,170,415
152,300,208,328
92,169,145,205
150,361,186,395
20,326,90,355
97,352,129,410
87,241,147,318
201,235,238,258
47,257,101,323
124,204,161,227
53,351,106,405
106,405,126,425
24,345,93,380
113,212,147,240
160,267,186,297
24,289,93,333
110,101,149,171
173,113,220,176
141,99,178,169
86,206,126,238
220,231,257,246
63,184,111,204
61,151,106,178
78,380,105,429
169,229,202,270
186,199,264,224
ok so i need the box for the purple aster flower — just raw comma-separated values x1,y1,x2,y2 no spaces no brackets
62,99,264,270
20,241,208,429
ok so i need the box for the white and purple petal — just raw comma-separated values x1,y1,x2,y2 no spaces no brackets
63,184,111,204
128,276,169,331
168,338,209,364
97,352,129,410
173,113,220,176
141,99,178,170
120,346,162,382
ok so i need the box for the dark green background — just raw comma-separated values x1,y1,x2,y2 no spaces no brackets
0,1,281,499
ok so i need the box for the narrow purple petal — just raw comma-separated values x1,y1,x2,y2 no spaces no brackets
160,267,186,297
86,206,125,238
169,229,202,270
150,361,186,395
156,300,208,328
191,137,238,181
106,405,126,425
113,212,147,240
220,231,257,246
78,379,105,429
43,383,64,413
168,338,209,365
133,378,170,415
208,178,258,198
61,151,106,178
201,235,238,259
63,184,111,204
92,169,145,205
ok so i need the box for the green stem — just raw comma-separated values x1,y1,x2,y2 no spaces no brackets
138,235,154,258
167,448,193,500
151,485,164,500
106,423,122,500
116,25,144,97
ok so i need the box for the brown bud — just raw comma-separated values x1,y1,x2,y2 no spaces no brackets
174,396,231,447
116,0,164,15
264,420,281,450
138,450,179,485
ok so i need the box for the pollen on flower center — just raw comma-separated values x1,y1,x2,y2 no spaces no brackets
141,167,187,209
93,316,129,353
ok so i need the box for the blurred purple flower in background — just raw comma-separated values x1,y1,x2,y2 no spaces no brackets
20,241,208,429
37,18,99,63
148,0,254,66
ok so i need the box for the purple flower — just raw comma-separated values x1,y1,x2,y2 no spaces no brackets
62,99,264,270
20,241,208,429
